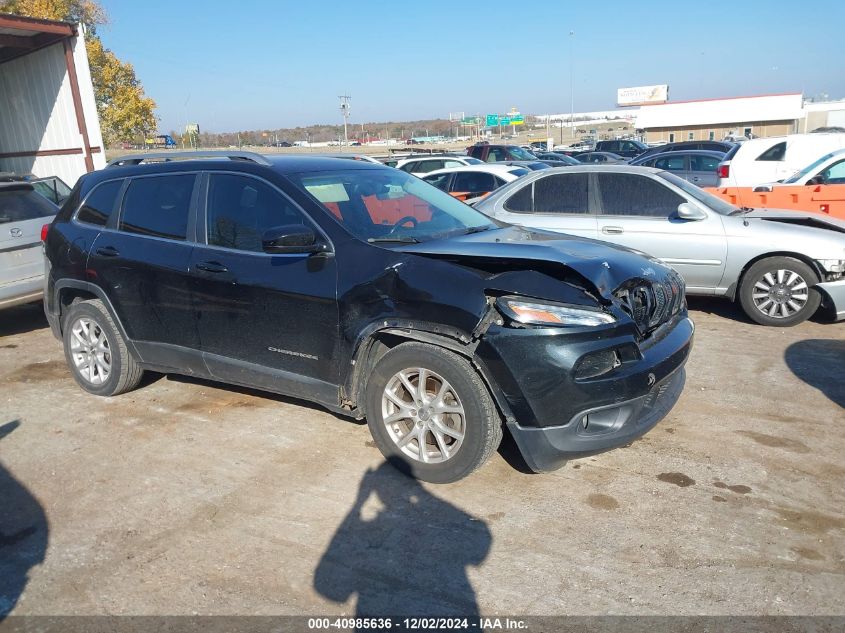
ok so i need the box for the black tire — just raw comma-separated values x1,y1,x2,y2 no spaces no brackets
364,342,502,483
738,257,821,326
62,299,144,396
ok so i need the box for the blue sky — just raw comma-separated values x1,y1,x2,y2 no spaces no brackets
98,0,845,134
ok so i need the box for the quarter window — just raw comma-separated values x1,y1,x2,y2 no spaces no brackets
119,175,195,240
597,173,684,217
76,180,122,226
503,182,534,213
207,174,306,252
757,142,786,161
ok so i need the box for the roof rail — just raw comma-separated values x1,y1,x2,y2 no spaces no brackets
107,150,273,168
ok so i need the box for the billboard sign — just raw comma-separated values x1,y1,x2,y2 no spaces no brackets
617,85,669,106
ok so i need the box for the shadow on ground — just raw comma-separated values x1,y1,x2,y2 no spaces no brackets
314,458,490,616
0,303,48,338
784,339,845,408
0,420,48,618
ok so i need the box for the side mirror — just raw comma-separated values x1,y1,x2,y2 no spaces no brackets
753,184,773,193
806,175,825,186
674,202,707,221
262,225,324,254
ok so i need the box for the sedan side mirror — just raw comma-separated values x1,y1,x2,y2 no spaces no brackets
262,225,324,254
674,202,707,221
753,184,773,193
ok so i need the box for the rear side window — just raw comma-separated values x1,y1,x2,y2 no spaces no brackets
597,173,684,217
654,155,686,171
422,173,451,191
503,182,534,213
399,162,418,173
76,180,122,226
414,160,444,173
119,175,195,240
756,142,786,161
0,187,57,224
690,155,721,171
533,173,589,214
453,172,497,192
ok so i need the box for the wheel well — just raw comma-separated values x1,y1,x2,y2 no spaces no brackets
732,252,823,301
57,288,98,330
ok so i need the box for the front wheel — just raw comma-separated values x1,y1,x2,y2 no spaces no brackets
364,342,502,483
738,257,821,326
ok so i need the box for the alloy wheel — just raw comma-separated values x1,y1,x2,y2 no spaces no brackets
381,367,466,464
69,317,112,385
751,269,809,319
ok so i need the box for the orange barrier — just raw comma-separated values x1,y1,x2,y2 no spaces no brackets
704,185,845,220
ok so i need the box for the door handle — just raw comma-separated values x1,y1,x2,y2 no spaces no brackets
602,226,624,234
95,246,120,257
195,261,229,274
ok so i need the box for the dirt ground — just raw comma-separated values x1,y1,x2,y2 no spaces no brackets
0,299,843,617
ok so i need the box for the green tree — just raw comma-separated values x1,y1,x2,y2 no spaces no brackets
0,0,157,146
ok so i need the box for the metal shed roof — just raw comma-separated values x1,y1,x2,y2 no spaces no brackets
635,93,804,129
0,13,76,64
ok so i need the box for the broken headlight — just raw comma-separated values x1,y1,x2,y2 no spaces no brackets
497,296,615,327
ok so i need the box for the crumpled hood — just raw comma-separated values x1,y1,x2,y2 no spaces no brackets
397,226,671,300
744,208,845,232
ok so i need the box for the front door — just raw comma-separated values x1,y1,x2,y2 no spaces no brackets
188,172,339,401
493,172,597,239
594,172,727,292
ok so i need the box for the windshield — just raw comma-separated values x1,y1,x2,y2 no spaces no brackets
507,146,538,161
289,168,497,243
782,152,837,183
657,171,738,215
464,157,483,164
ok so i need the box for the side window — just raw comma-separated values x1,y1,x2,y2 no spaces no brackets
597,173,684,218
207,174,306,252
690,155,720,171
415,160,444,174
453,172,497,192
532,173,589,214
0,187,58,224
444,160,464,169
487,148,506,162
503,182,534,213
119,175,195,240
423,173,451,191
76,180,122,226
822,159,845,183
399,161,418,173
757,142,786,161
654,155,686,171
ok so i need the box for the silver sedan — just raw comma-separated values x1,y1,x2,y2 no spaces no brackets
474,165,845,326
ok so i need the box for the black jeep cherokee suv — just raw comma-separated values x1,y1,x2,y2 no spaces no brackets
43,151,693,483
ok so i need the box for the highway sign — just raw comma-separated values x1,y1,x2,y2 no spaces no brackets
486,114,499,126
499,117,511,126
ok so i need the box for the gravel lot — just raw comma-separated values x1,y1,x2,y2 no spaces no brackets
0,299,843,617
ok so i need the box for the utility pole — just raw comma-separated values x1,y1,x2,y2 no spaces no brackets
338,94,351,151
569,30,575,140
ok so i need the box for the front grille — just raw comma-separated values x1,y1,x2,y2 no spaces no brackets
614,270,686,335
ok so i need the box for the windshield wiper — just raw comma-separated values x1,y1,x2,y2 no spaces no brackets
367,236,420,244
462,225,492,235
730,206,754,216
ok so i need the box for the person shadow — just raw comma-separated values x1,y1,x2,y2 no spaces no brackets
784,339,845,408
314,458,490,620
0,420,48,619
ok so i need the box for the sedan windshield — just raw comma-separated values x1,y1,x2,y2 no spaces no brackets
657,171,738,215
508,146,538,161
782,152,837,183
289,168,497,243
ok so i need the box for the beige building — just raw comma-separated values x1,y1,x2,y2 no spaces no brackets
634,93,804,143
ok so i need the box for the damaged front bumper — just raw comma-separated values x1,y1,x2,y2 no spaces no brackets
817,279,845,321
475,314,694,472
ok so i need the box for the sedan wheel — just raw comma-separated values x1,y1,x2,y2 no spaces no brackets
739,257,821,326
751,268,809,319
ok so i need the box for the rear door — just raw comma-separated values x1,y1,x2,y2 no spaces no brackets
492,172,597,238
451,171,499,201
594,172,727,291
653,154,689,181
0,185,57,303
688,154,721,187
87,173,202,357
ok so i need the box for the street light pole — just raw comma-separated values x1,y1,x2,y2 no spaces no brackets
338,94,351,151
569,30,575,140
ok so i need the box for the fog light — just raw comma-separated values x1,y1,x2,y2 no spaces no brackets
575,349,621,379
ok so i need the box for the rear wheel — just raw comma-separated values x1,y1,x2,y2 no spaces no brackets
738,257,821,326
364,342,502,483
62,299,144,396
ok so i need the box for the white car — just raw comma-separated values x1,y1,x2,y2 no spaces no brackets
421,164,529,201
395,155,483,176
775,148,845,187
717,133,845,188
